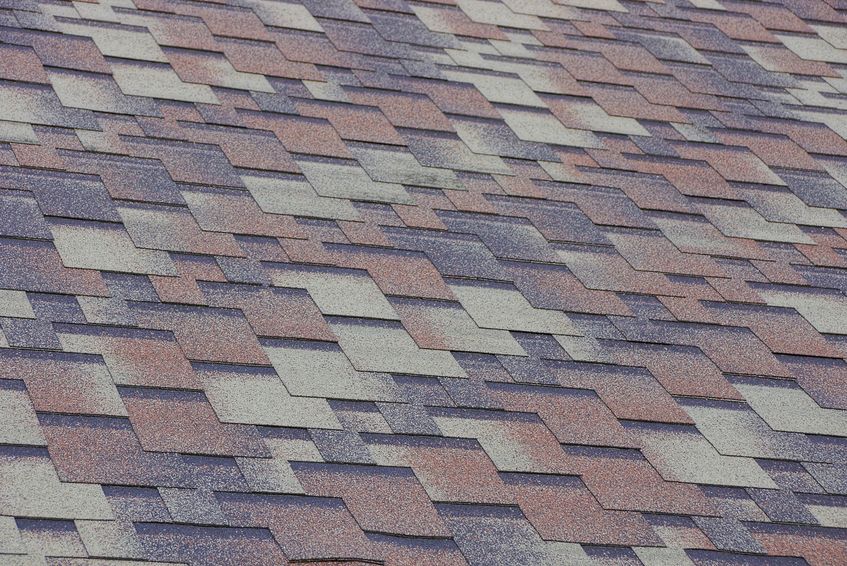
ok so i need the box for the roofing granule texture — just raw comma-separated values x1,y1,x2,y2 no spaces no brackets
2,0,847,564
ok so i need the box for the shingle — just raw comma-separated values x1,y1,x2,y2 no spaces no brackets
385,227,506,280
111,60,219,104
121,387,268,458
0,350,126,417
733,377,847,438
329,243,455,300
237,0,323,31
627,421,778,489
57,324,200,390
0,289,35,319
49,219,176,277
681,398,815,462
392,297,526,356
0,316,60,349
349,142,462,190
605,340,741,400
439,210,560,263
198,364,341,430
135,522,288,566
122,136,243,187
182,123,299,173
55,20,168,62
0,380,45,446
182,186,303,239
492,382,636,448
130,303,270,365
4,29,110,73
243,172,360,221
330,318,466,377
270,263,398,320
442,69,546,108
437,503,590,566
118,203,242,257
165,47,274,93
754,284,847,336
296,155,414,205
63,152,185,206
220,37,320,82
238,112,350,158
0,190,51,239
295,98,404,145
293,461,450,537
450,280,577,335
0,238,108,296
0,80,97,129
453,116,558,161
0,448,113,521
403,129,512,175
503,472,659,546
50,71,158,116
0,167,120,222
547,360,692,424
218,492,375,561
778,33,847,64
202,282,334,341
565,444,714,516
0,43,49,84
498,106,603,148
264,339,399,402
433,408,573,475
546,95,650,136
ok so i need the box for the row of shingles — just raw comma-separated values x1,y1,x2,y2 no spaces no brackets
0,5,144,558
338,2,748,564
551,1,847,563
212,19,500,541
310,1,847,564
0,11,159,550
124,2,728,564
334,5,672,561
0,2,748,564
424,7,780,564
251,4,621,564
0,2,289,563
151,1,847,564
616,5,837,566
376,98,722,566
149,2,608,564
0,6,700,566
0,1,419,564
384,2,847,564
222,11,592,564
622,0,847,507
0,1,580,564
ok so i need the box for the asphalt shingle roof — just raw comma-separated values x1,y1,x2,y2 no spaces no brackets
2,0,847,564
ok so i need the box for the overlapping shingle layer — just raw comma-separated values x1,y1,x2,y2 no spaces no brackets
2,0,847,564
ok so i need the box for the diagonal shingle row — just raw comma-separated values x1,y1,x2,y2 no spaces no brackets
1,0,847,564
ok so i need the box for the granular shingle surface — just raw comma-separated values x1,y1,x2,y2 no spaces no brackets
2,0,847,564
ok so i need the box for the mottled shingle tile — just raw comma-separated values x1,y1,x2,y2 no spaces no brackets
198,364,341,430
331,318,466,378
111,60,219,104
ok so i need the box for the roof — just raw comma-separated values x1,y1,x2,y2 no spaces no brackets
1,0,847,564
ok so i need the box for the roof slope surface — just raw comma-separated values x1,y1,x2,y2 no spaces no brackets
1,0,847,564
